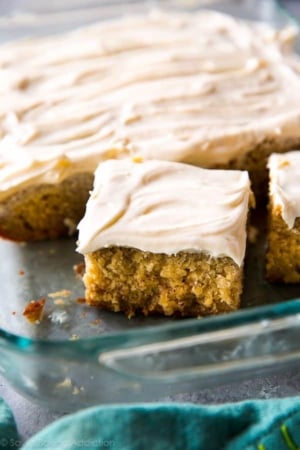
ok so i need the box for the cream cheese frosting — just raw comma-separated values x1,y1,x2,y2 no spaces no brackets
77,159,251,266
0,10,300,200
268,151,300,229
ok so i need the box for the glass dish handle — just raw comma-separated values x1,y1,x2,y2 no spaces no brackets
99,309,300,382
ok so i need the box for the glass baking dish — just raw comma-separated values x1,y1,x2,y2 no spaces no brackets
1,0,300,411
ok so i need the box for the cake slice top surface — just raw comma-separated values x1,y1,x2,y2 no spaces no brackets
77,159,251,266
1,10,300,200
268,151,300,228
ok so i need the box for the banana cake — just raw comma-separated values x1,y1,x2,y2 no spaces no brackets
77,159,252,317
266,151,300,282
1,11,300,241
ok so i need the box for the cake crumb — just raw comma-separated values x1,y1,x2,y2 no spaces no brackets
248,225,259,244
69,334,80,341
12,311,16,316
63,217,77,235
56,377,72,389
72,386,80,395
132,155,143,163
73,263,85,278
54,298,65,306
18,270,25,276
48,289,72,298
279,160,290,168
91,319,102,326
76,297,86,304
274,204,283,216
23,297,46,324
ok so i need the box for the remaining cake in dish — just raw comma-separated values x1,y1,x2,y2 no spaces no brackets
266,151,300,283
1,10,300,241
77,159,252,317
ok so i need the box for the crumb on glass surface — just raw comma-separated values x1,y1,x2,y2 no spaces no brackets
22,297,46,324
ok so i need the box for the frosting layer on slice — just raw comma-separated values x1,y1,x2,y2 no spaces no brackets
268,151,300,228
77,159,251,266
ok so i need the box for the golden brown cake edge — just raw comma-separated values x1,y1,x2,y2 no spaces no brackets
83,247,243,318
266,201,300,283
0,172,93,241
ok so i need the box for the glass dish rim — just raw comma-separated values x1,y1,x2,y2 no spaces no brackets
0,0,299,354
2,299,300,355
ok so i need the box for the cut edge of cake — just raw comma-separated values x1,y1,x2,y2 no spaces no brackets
266,151,300,283
77,159,253,317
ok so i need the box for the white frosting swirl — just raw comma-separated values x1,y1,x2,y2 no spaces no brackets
77,159,251,266
268,151,300,229
0,10,300,200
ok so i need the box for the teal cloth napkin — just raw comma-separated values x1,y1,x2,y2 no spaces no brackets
0,399,18,449
3,396,300,449
19,398,300,450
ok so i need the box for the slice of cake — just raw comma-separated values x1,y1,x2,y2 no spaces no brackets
0,10,300,241
77,159,252,317
266,151,300,282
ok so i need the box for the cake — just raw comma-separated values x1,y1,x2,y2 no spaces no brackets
1,10,300,241
266,151,300,283
77,159,252,317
